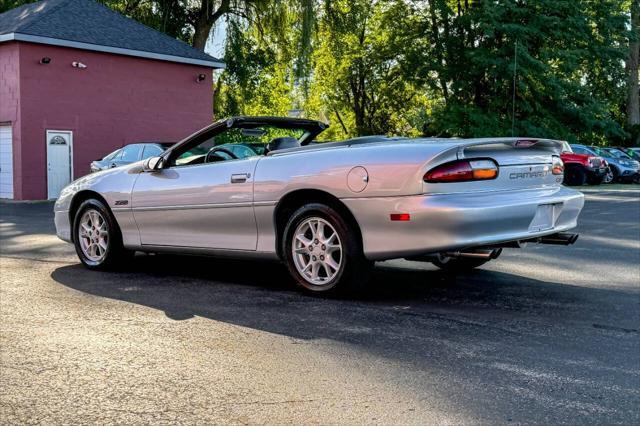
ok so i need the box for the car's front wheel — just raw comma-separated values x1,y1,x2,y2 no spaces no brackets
282,203,372,295
587,174,604,185
563,165,586,186
603,169,614,184
73,199,130,270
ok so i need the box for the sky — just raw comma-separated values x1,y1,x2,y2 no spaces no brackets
205,19,227,59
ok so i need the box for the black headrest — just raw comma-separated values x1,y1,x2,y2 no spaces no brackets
266,137,300,153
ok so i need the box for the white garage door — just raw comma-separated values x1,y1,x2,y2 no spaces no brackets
0,125,13,199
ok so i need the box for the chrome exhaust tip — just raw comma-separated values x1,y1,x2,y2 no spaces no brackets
444,248,502,260
537,232,579,246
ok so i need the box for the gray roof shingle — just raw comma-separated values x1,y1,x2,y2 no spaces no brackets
0,0,224,68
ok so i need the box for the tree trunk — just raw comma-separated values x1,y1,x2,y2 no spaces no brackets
192,16,214,51
627,0,640,138
191,0,230,51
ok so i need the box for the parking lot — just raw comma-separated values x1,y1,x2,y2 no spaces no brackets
1,189,639,424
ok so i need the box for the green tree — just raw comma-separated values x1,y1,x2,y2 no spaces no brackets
626,0,640,144
305,0,426,138
401,0,629,144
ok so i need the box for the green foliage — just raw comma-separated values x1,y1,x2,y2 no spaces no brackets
216,0,632,144
3,0,635,144
401,0,629,144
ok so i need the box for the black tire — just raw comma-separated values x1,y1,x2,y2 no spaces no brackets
431,252,497,271
282,203,372,296
586,174,604,185
610,166,620,183
563,165,586,186
72,198,130,270
603,170,614,184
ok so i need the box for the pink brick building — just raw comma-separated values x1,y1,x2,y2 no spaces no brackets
0,0,223,200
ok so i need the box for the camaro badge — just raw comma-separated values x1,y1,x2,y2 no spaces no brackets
114,200,128,206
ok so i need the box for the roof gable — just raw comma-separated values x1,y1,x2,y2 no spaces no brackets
0,0,224,68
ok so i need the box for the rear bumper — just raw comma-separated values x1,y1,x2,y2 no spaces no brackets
343,186,585,261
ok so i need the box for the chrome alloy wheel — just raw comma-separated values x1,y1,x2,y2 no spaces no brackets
292,217,343,285
78,209,109,263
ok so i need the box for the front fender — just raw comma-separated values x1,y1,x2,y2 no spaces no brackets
53,163,143,247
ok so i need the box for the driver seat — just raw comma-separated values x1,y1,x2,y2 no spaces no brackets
265,137,300,154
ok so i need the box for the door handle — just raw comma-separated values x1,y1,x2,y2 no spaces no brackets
110,163,117,168
231,173,250,183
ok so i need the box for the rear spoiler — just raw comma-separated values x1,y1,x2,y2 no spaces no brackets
451,138,565,160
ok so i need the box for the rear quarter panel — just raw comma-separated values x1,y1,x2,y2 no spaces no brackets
252,142,449,253
253,142,452,202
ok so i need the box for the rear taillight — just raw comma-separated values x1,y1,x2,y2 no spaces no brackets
552,155,564,175
424,159,498,183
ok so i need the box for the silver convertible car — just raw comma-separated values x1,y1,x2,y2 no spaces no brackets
55,116,584,295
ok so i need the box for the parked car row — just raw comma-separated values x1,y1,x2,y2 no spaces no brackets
90,142,174,172
561,142,640,186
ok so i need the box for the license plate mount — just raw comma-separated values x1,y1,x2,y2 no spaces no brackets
529,203,561,232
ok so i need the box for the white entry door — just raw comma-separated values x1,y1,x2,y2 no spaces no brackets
0,124,13,199
46,130,73,199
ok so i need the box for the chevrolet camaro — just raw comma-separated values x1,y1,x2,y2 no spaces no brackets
54,116,585,295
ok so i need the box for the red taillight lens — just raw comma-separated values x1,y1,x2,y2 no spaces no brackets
551,155,564,175
424,159,498,183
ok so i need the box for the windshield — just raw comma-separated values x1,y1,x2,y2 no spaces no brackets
605,148,631,159
103,149,121,161
173,124,308,166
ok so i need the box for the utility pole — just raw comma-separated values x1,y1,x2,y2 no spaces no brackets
511,39,518,137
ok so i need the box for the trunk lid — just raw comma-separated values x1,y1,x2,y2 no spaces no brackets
422,138,564,193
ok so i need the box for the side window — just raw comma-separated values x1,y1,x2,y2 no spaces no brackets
572,147,585,154
121,145,143,162
142,145,164,160
174,136,217,166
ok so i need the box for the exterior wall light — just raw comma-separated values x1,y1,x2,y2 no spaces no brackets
39,57,51,64
196,73,206,82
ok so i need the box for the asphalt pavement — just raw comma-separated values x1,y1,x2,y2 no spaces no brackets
1,190,639,424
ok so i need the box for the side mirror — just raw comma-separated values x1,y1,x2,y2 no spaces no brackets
143,156,163,172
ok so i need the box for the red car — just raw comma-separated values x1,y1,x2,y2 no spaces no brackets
560,142,608,186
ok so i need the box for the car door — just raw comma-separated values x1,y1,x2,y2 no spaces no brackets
130,134,259,251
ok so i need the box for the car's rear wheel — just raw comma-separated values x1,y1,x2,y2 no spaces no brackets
431,252,497,271
73,199,130,270
563,165,586,186
282,203,372,295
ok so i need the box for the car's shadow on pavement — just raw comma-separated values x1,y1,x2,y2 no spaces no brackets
48,253,640,422
50,253,628,326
